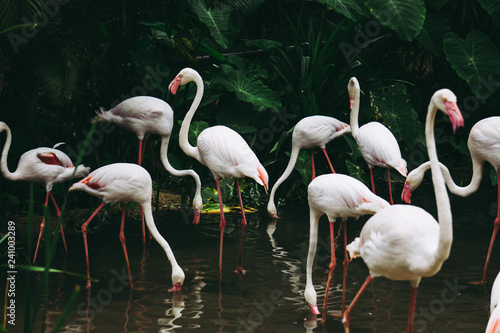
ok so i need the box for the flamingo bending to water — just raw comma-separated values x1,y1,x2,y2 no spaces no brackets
267,115,350,218
348,77,407,204
169,67,269,277
69,163,184,290
402,116,500,284
342,89,464,333
0,122,90,262
306,173,389,323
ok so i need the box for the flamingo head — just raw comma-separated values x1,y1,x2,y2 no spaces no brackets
401,181,413,204
432,89,464,133
192,195,203,225
169,67,199,95
168,266,185,293
168,282,182,293
267,200,279,219
304,284,320,315
347,77,359,108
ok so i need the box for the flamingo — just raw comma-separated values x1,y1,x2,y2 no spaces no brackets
267,115,351,218
402,116,500,284
487,272,500,332
0,121,90,262
69,163,185,290
169,67,269,276
97,96,203,237
341,89,464,333
348,77,407,205
305,173,389,323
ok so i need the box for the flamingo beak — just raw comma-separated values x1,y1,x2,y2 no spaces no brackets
168,282,182,293
169,76,182,95
445,101,464,133
192,210,200,225
309,303,321,315
401,182,412,204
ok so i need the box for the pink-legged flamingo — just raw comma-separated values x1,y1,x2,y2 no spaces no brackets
306,173,389,323
97,96,203,240
342,89,464,333
0,121,90,262
69,163,184,290
402,116,500,284
267,115,350,218
348,77,407,205
169,67,269,277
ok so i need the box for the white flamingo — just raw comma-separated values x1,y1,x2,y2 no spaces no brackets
267,115,350,218
0,121,90,262
169,67,269,277
342,89,464,333
402,116,500,284
348,77,407,204
305,173,389,323
69,163,184,291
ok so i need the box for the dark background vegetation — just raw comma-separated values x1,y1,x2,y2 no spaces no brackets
1,0,500,219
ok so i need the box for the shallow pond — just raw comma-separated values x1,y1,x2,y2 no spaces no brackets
6,181,500,332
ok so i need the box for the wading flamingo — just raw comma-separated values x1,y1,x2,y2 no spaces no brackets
342,89,464,333
169,67,269,277
69,163,184,290
0,122,90,262
306,173,389,323
348,77,407,204
402,116,500,284
267,115,350,218
97,96,203,239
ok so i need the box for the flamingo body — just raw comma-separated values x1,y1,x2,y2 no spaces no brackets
306,174,389,320
69,163,184,290
267,115,350,218
0,122,90,261
170,67,268,276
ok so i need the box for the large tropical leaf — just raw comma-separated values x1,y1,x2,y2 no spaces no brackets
369,83,421,150
218,67,282,112
443,30,500,101
215,102,257,134
476,0,500,28
365,0,426,41
232,0,266,16
188,0,233,49
0,0,44,33
309,0,364,20
415,8,449,57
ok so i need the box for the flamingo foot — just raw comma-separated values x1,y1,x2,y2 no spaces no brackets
235,266,247,275
309,303,320,315
168,282,182,292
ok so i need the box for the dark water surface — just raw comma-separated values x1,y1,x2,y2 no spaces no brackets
8,182,500,332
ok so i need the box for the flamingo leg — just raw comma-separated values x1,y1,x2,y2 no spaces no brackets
322,220,337,323
387,168,394,205
369,168,376,194
311,150,316,180
216,179,226,279
82,201,107,288
407,287,418,333
141,207,147,243
33,192,51,263
49,192,67,251
342,274,373,333
138,139,143,165
481,172,500,284
236,179,247,275
342,218,348,315
321,148,336,174
119,204,134,288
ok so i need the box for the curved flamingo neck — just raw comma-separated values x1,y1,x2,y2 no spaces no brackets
142,202,183,275
426,100,453,266
160,135,202,203
267,144,301,214
179,73,204,162
0,124,17,181
349,81,361,139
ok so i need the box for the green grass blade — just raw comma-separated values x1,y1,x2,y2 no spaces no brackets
51,286,81,333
